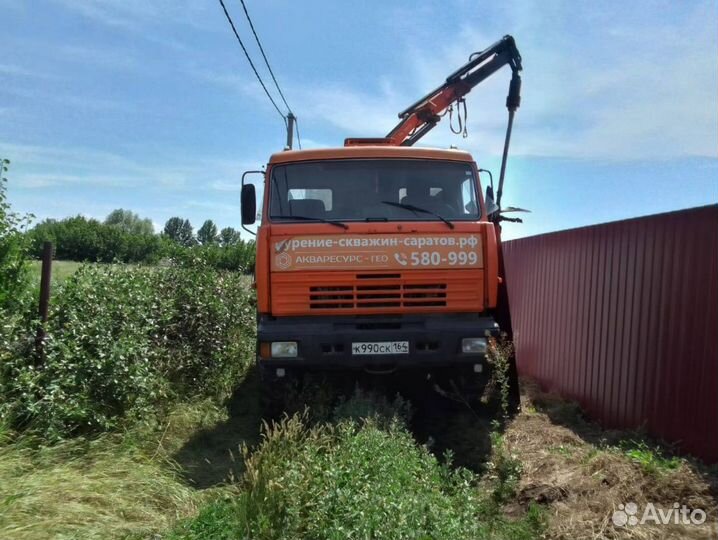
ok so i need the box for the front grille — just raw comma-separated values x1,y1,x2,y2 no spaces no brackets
309,274,447,310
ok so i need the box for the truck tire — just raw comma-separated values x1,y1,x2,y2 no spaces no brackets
258,365,302,422
431,366,508,418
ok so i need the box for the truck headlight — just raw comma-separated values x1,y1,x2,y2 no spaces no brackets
462,337,487,354
271,341,298,358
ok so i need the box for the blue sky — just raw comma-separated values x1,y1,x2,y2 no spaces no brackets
2,0,716,240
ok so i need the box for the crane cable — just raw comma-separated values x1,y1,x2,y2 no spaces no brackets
294,118,303,150
217,0,287,125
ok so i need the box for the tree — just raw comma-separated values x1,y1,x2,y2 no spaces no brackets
197,219,219,245
28,216,165,263
179,219,195,246
164,217,195,247
220,226,241,247
104,209,154,235
163,217,183,241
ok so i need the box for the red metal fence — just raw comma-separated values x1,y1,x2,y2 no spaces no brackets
503,205,718,463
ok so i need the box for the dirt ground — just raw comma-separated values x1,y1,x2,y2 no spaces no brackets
507,380,718,540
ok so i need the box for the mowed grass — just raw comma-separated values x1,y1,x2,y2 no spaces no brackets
28,259,83,284
0,425,200,540
0,398,236,540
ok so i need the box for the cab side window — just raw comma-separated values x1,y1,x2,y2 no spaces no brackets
461,178,478,215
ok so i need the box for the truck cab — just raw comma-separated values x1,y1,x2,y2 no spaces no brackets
246,145,501,381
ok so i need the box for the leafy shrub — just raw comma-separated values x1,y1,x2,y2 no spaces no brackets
170,412,545,540
0,162,32,310
169,242,256,273
157,262,255,396
0,262,255,439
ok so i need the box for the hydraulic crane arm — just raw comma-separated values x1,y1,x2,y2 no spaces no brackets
345,35,522,148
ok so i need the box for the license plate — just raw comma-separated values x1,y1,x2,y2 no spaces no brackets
351,341,409,355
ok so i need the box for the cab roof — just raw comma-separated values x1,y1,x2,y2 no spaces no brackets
268,145,474,165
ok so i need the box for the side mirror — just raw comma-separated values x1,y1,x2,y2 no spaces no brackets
485,185,499,215
241,184,256,226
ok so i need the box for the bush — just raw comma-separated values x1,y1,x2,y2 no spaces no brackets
0,163,32,310
0,262,255,439
169,242,256,273
170,411,545,540
157,262,255,396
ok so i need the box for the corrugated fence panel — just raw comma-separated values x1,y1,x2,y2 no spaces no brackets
504,205,718,463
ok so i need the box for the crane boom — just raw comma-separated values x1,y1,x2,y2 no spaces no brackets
344,35,522,148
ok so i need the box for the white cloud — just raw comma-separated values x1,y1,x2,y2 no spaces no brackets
295,137,333,150
0,63,49,78
9,173,133,189
50,0,213,32
211,180,243,192
0,141,265,193
480,4,715,160
249,3,718,161
2,141,264,231
3,84,132,113
294,83,401,139
58,45,139,71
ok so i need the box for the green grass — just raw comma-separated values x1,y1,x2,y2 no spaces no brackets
621,440,682,474
549,444,575,457
28,259,83,284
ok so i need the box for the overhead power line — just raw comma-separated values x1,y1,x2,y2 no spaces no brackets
217,0,286,124
237,0,293,115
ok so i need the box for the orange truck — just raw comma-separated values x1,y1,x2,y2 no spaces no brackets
241,36,523,414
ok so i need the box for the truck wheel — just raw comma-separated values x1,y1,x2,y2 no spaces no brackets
431,366,494,413
259,365,302,422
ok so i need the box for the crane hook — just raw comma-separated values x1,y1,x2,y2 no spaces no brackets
449,98,469,138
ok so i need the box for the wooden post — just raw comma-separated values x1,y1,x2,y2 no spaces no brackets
35,241,53,362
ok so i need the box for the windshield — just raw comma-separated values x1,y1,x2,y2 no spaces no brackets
269,159,480,222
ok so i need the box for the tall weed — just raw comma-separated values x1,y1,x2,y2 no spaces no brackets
170,409,544,540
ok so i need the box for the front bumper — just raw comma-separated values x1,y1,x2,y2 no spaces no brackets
257,313,500,370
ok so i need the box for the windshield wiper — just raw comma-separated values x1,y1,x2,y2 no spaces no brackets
381,201,454,229
270,214,348,230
